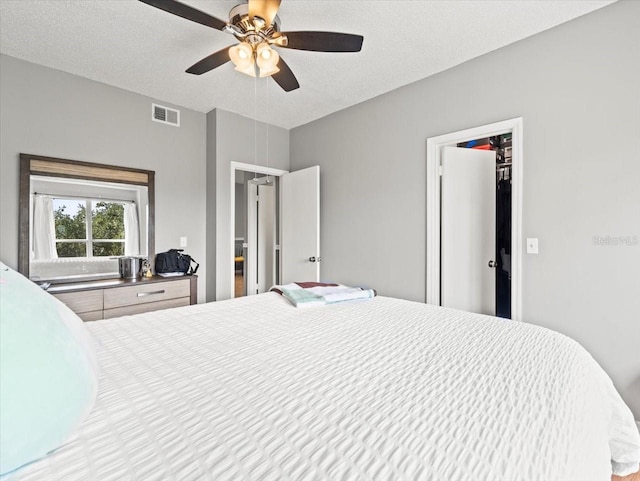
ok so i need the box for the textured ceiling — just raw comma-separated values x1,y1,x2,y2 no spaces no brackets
0,0,614,129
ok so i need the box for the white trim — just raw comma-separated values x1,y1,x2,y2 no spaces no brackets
426,117,523,321
230,161,288,298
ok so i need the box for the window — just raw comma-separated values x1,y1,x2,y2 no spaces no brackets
53,199,126,257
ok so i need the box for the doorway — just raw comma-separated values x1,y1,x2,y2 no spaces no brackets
445,134,512,318
426,118,523,321
233,172,277,297
246,175,277,296
230,163,322,298
230,162,287,298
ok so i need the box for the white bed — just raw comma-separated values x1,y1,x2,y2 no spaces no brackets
14,293,640,480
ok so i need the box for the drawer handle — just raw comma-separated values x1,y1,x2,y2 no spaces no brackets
137,290,165,297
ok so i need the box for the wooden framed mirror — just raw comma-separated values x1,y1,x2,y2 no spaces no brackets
18,154,155,282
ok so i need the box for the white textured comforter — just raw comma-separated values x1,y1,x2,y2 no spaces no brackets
15,294,640,480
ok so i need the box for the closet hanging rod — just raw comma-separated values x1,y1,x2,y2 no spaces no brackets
496,162,512,170
33,192,135,203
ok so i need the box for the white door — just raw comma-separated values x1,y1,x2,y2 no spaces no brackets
441,147,496,315
246,180,276,295
281,166,320,284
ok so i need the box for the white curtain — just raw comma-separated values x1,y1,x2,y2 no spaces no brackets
33,195,58,260
124,203,140,256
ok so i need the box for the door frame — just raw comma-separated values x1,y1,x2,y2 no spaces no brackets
230,161,288,298
426,117,523,321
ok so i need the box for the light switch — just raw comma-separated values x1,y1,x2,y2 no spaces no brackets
179,236,187,248
526,238,539,254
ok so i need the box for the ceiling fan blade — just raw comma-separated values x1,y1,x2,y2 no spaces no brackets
186,47,233,75
248,0,281,28
271,57,299,92
280,31,363,52
139,0,227,31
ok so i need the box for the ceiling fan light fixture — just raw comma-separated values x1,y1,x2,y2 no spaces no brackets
228,41,280,78
258,64,280,78
256,42,279,72
234,64,258,77
229,42,254,69
232,63,279,78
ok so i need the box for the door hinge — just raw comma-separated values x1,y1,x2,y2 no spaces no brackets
439,165,444,176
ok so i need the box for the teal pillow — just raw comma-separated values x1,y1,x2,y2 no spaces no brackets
0,263,98,475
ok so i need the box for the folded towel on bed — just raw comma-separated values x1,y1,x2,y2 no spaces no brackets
308,286,376,303
271,282,376,308
279,288,325,308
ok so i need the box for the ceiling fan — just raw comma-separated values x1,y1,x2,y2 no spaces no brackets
139,0,364,92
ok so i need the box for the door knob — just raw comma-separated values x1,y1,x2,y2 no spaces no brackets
309,256,322,263
488,260,497,268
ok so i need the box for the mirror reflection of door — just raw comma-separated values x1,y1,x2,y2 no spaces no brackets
234,171,278,298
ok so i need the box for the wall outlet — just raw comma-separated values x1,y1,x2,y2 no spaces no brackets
526,238,539,254
179,236,187,248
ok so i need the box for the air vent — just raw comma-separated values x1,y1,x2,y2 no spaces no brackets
152,103,180,127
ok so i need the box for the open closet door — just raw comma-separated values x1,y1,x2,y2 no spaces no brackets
441,147,496,315
281,166,320,284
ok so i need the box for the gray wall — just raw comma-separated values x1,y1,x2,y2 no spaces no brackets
0,54,208,302
205,109,217,303
290,0,640,416
210,108,289,301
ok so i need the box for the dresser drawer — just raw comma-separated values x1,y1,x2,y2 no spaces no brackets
53,290,103,314
103,279,191,309
103,297,190,319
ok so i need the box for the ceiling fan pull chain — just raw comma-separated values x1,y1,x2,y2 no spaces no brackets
266,79,269,177
254,71,258,181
